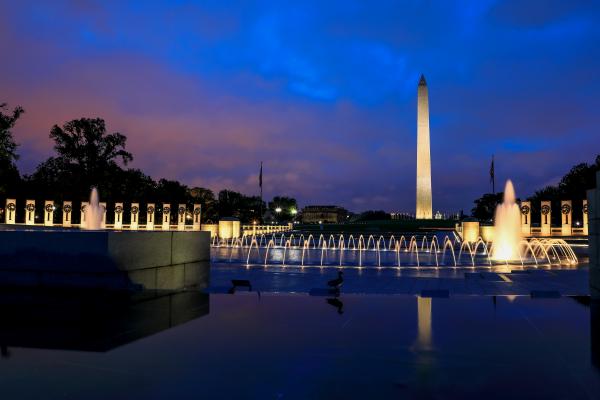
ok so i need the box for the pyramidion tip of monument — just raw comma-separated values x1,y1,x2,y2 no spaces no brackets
419,74,427,86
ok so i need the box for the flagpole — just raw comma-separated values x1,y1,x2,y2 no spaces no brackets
491,155,495,195
259,161,263,223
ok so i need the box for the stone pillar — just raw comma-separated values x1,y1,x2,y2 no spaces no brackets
130,203,140,230
520,201,531,235
177,204,186,231
192,204,201,231
44,201,54,226
162,203,171,230
62,201,72,227
584,199,589,236
25,200,36,225
114,202,124,229
561,200,572,236
588,171,600,298
146,203,155,230
5,199,16,224
460,219,479,243
541,200,551,236
99,202,107,228
80,202,89,228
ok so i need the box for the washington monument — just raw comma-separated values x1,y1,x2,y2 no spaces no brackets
416,74,432,219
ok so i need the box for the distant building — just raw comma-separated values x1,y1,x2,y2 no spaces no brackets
301,206,348,224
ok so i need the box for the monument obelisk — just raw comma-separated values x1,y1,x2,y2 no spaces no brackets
416,74,432,219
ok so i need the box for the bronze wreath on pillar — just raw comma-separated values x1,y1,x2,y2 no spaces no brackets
583,203,588,214
520,205,530,215
178,206,186,215
541,205,550,215
131,206,139,214
561,204,571,214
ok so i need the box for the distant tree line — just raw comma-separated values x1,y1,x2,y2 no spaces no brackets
471,156,600,223
0,103,298,224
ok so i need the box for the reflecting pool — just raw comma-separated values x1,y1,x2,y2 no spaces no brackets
1,290,599,399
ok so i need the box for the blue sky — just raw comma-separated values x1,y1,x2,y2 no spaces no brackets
1,0,599,212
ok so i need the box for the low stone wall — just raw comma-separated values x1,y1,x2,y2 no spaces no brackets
0,230,210,291
589,171,600,298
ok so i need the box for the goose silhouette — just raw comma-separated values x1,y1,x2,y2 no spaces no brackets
327,270,344,293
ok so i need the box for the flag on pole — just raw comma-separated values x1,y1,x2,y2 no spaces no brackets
490,155,495,194
259,162,263,189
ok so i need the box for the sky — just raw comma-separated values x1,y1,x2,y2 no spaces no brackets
1,0,599,213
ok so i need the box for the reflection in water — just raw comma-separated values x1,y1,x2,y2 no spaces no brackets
592,300,600,370
0,289,209,354
416,296,432,350
326,297,344,314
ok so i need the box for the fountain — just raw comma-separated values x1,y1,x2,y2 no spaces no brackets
491,180,522,261
83,187,103,230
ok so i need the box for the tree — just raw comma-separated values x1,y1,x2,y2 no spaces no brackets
268,196,298,222
0,103,24,197
48,118,132,191
0,103,24,163
471,192,503,221
355,210,390,221
28,118,133,198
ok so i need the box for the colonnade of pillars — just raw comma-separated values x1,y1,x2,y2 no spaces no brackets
3,199,202,231
520,199,588,236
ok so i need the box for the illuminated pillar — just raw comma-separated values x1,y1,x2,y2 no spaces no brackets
520,201,531,236
114,202,124,229
460,219,479,243
177,204,186,231
561,200,572,236
584,199,589,236
192,204,201,231
62,201,72,227
44,201,54,226
130,203,140,230
541,200,551,236
588,170,600,298
25,200,35,225
416,74,433,219
80,202,89,228
99,202,107,228
162,203,171,230
5,199,16,224
146,203,155,230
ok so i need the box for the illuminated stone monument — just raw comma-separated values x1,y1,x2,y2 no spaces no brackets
114,202,124,230
162,203,171,230
146,203,155,230
81,202,89,228
520,201,531,235
218,217,240,239
584,199,589,235
561,200,572,236
588,171,600,298
541,200,551,236
44,201,54,226
100,202,107,228
5,199,16,224
416,74,432,219
130,203,140,230
177,204,186,231
62,201,72,227
25,200,35,225
193,204,201,231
